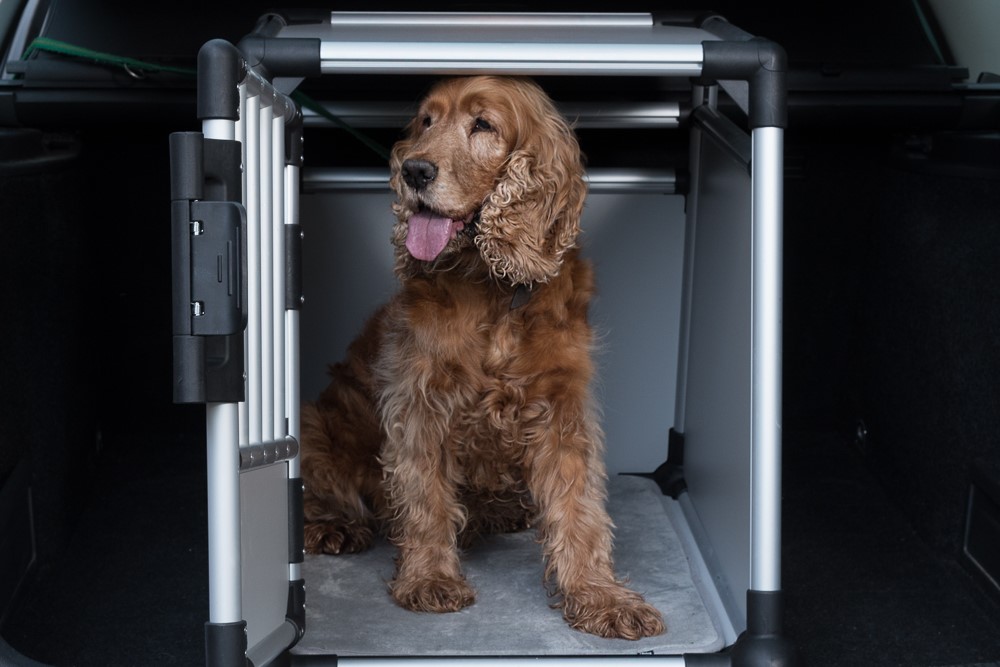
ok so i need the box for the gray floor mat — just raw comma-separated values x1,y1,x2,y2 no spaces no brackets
294,475,724,656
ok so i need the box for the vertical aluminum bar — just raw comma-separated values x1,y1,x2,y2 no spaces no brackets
285,163,301,478
203,117,242,624
245,94,263,445
203,119,234,142
750,126,784,593
259,103,275,444
236,85,250,447
286,161,302,584
272,114,286,441
206,401,242,623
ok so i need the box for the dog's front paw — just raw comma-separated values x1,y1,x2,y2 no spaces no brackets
390,573,476,613
304,520,374,555
563,588,666,640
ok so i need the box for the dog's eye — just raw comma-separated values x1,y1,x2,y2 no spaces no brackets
421,115,432,128
472,117,493,133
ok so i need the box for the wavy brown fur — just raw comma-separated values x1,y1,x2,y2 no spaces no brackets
301,76,665,640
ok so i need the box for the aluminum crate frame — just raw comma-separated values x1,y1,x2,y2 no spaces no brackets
170,39,306,667
170,10,792,667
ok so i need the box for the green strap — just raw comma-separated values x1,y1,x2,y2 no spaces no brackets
22,36,196,76
291,91,391,161
21,37,391,161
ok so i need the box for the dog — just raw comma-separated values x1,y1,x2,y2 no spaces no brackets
300,76,665,640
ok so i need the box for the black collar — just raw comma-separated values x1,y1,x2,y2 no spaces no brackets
510,283,532,310
466,210,529,309
463,210,481,239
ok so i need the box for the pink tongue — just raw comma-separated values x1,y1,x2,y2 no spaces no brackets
406,210,457,261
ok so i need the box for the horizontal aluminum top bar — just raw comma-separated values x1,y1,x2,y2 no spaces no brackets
329,11,654,27
301,167,677,194
276,12,716,76
301,100,682,129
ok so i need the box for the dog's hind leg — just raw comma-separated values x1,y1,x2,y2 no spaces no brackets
300,393,384,555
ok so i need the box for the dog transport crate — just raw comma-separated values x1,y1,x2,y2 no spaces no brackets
170,10,791,666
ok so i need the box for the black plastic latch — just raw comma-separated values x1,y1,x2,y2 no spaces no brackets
188,200,247,336
170,131,247,404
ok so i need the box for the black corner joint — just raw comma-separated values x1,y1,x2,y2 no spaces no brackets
701,38,787,130
730,590,802,667
206,621,250,667
237,12,322,81
198,39,247,121
685,590,801,667
237,35,321,82
286,578,307,642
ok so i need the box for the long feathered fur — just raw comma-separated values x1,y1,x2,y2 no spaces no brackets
300,76,665,640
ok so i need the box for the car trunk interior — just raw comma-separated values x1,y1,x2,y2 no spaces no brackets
1,2,999,666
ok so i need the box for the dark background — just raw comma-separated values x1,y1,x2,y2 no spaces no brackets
1,1,999,665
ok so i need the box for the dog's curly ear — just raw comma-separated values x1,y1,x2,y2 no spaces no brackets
388,122,423,275
389,123,418,222
475,97,587,286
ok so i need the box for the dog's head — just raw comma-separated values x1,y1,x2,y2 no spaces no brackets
389,76,587,286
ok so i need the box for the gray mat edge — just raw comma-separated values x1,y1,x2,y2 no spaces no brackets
293,476,731,657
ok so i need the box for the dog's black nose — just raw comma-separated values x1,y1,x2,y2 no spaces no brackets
401,159,437,191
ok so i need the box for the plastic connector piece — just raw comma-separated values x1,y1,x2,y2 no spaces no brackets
701,38,787,130
286,579,306,642
238,36,322,80
685,590,802,666
205,621,249,667
169,131,204,202
730,590,802,667
284,224,304,312
237,12,322,81
284,108,304,167
288,478,305,564
198,39,246,121
653,11,727,30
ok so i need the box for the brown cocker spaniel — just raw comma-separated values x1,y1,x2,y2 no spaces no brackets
301,76,665,640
